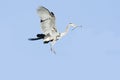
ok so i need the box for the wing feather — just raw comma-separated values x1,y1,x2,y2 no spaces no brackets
37,6,57,35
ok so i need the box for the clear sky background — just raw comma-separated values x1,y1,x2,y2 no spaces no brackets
0,0,120,80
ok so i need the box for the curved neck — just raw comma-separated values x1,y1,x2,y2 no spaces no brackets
60,24,72,37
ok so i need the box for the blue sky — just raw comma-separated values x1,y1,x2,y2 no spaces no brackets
0,0,120,80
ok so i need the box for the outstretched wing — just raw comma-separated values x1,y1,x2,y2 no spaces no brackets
37,6,57,35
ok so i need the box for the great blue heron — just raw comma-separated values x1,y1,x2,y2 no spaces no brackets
29,6,80,54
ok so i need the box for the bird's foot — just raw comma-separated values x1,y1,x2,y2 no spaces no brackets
50,47,56,54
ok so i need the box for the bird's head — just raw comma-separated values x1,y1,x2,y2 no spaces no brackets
69,23,82,30
69,23,77,27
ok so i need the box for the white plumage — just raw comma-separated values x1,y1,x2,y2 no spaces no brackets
29,6,80,54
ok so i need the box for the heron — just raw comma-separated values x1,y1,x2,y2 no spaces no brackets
29,6,80,54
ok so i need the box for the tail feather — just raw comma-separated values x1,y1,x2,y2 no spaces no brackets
28,34,45,41
28,38,41,41
37,34,45,38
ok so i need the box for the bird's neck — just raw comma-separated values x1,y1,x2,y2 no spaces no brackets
60,24,72,37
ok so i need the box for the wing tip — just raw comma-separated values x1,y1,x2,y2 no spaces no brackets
37,6,47,11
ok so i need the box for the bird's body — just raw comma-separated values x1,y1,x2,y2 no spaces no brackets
29,6,80,54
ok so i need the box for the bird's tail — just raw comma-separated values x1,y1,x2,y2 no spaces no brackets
28,34,45,41
28,37,41,41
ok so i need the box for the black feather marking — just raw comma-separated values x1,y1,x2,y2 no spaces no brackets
50,12,54,17
44,41,49,44
43,39,53,44
28,38,41,41
37,34,45,39
40,19,46,22
40,18,50,23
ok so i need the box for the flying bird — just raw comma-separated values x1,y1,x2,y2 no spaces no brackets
29,6,80,54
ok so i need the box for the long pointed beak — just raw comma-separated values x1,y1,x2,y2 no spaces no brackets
72,25,82,31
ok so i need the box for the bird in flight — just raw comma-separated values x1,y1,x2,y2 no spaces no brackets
29,6,81,54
